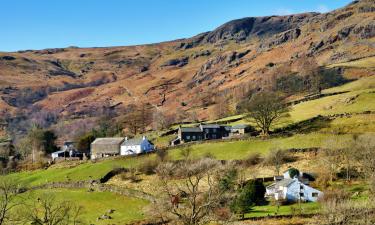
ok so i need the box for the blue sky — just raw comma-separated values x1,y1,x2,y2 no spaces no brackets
0,0,353,52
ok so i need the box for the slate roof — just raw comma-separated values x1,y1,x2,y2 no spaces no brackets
122,138,144,146
200,124,221,129
91,138,125,145
274,179,296,188
180,127,203,132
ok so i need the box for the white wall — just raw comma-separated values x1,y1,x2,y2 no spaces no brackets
120,139,154,156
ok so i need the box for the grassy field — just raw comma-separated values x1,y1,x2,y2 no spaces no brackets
9,132,366,187
18,188,148,225
327,57,375,69
246,202,319,218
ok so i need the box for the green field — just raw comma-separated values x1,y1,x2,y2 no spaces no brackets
9,132,364,187
18,188,148,225
246,202,319,218
327,57,375,69
4,75,375,224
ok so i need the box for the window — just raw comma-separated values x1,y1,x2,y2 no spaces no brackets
192,135,196,140
300,193,304,197
213,128,217,132
312,192,319,197
212,134,217,139
186,135,190,140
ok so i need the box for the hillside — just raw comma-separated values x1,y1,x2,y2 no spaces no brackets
3,73,375,224
0,0,374,141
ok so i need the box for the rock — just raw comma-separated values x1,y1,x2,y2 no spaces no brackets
161,57,189,67
353,22,375,39
100,214,112,220
202,13,317,44
107,209,115,214
266,28,301,48
192,50,211,59
139,66,149,72
0,56,16,61
237,49,251,59
358,6,375,13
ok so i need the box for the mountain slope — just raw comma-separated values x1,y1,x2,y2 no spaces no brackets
0,0,374,136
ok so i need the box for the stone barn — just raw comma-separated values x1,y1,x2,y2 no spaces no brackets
91,138,125,159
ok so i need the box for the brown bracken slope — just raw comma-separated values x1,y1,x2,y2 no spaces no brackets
0,0,374,123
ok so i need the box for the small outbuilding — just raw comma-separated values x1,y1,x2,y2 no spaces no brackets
230,124,252,136
91,137,124,159
121,136,154,156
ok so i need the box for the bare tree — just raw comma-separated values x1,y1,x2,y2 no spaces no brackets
353,134,375,191
0,178,24,225
239,92,289,136
264,149,292,176
318,190,375,225
22,194,84,225
155,158,232,225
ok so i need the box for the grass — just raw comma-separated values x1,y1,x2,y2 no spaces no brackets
168,133,357,160
19,188,149,225
323,76,375,93
327,57,375,69
7,156,146,186
246,202,319,218
9,132,370,187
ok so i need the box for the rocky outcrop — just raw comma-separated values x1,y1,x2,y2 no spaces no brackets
0,56,16,61
266,28,301,47
201,13,317,44
353,22,375,39
192,50,211,59
161,57,189,67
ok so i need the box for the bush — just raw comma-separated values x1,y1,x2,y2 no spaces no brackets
242,153,262,167
155,149,168,162
288,168,300,178
138,159,159,175
219,168,238,191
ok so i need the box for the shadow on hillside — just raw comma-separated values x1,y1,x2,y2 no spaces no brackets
273,115,333,135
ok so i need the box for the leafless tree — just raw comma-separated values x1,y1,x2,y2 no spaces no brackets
0,178,24,225
154,158,232,225
239,92,289,136
22,194,84,225
264,149,292,176
317,190,375,225
353,134,375,191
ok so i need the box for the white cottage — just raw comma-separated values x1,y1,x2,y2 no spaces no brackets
121,136,154,156
266,178,323,202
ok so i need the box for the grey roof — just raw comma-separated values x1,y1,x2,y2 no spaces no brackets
232,124,250,129
180,127,202,132
92,138,125,145
200,124,221,129
122,138,144,146
224,126,232,131
274,179,296,188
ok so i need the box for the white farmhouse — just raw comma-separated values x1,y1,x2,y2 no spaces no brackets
266,178,323,202
121,136,154,156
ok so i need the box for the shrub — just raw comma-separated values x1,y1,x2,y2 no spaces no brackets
230,180,266,218
288,168,300,178
138,159,159,175
155,149,168,162
219,168,238,191
242,153,262,167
